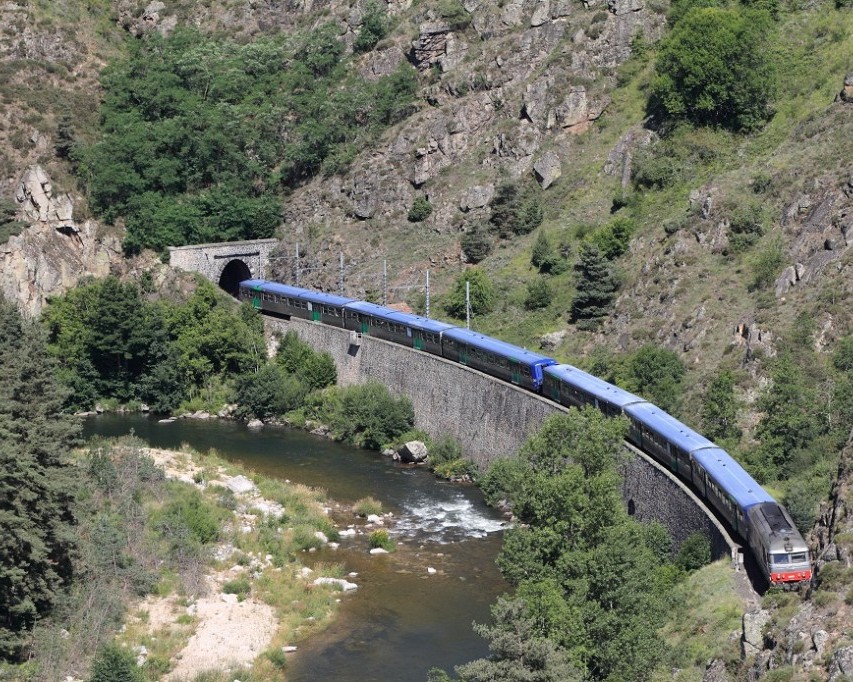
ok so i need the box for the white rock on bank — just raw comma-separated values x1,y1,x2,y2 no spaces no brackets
312,577,358,591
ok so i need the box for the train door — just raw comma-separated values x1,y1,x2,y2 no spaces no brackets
360,316,369,334
509,359,521,385
413,330,424,350
307,302,320,322
250,286,261,310
460,345,470,365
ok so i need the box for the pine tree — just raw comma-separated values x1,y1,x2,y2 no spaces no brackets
570,243,619,328
0,298,80,661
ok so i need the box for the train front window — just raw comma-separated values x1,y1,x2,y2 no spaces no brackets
791,552,807,563
771,553,790,565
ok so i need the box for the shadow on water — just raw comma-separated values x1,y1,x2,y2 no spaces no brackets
84,414,509,681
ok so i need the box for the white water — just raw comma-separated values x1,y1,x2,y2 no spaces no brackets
393,491,509,543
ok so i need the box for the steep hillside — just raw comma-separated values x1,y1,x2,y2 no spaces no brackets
1,1,852,677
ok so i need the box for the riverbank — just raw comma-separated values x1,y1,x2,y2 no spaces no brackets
102,441,369,681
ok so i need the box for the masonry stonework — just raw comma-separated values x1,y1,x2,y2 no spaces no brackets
168,239,278,284
266,316,738,561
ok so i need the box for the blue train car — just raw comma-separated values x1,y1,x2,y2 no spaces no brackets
690,446,774,534
342,301,454,355
440,328,555,391
239,280,353,327
542,364,646,418
623,402,715,480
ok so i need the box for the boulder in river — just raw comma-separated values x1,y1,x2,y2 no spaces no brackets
397,440,429,463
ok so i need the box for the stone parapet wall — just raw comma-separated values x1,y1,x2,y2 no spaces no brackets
266,316,737,560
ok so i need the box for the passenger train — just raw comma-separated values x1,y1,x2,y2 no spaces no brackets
239,278,812,588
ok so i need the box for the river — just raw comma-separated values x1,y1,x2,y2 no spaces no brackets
84,414,509,681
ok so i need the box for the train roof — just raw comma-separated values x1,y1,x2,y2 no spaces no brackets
241,279,354,306
543,364,647,409
692,447,774,510
342,301,456,333
442,327,557,367
624,402,717,453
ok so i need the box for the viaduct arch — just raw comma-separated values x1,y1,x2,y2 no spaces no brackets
167,239,278,295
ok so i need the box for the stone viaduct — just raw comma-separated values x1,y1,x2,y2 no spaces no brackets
169,240,739,563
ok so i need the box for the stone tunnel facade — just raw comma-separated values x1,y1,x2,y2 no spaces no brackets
265,315,739,562
167,239,278,293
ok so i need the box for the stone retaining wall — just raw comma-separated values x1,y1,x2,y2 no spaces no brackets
266,316,739,561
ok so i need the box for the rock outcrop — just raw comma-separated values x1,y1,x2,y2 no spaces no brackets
2,167,123,316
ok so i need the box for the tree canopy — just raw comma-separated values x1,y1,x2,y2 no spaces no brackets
73,27,418,254
651,7,776,131
0,298,80,660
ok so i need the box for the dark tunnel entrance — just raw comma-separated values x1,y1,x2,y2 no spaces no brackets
219,259,252,297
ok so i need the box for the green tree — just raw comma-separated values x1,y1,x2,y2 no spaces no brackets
701,370,740,442
531,230,569,274
752,355,822,481
234,363,307,419
480,409,672,680
461,224,493,263
445,268,495,318
651,7,776,131
524,278,552,310
407,196,433,222
623,345,685,415
432,595,582,682
570,243,619,328
329,383,414,450
0,298,80,661
489,181,543,238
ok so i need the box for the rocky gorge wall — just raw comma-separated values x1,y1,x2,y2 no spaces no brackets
265,315,737,561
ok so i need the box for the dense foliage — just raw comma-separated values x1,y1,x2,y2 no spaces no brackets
445,268,496,319
651,7,776,131
0,298,80,661
73,27,419,253
443,409,685,681
42,277,265,413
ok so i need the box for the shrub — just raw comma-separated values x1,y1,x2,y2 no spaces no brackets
437,0,472,29
234,364,307,420
461,224,493,263
354,1,388,53
749,240,784,290
623,345,685,415
524,278,552,310
155,487,221,546
676,533,711,571
369,529,395,551
444,268,495,318
88,644,144,682
728,201,769,252
407,196,433,222
428,436,463,468
651,7,776,131
479,457,530,507
352,496,383,517
589,217,636,261
329,383,414,450
489,181,543,238
222,576,251,600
